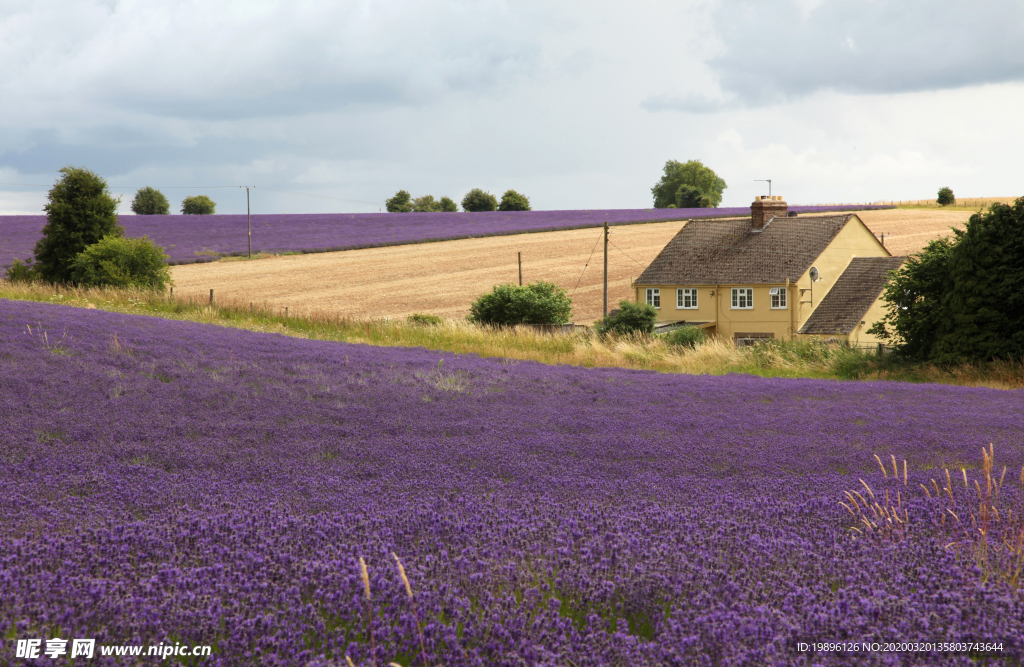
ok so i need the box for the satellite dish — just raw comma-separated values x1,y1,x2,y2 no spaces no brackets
809,267,820,282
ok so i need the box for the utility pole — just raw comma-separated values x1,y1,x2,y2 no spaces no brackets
242,186,255,258
518,252,522,286
603,221,609,318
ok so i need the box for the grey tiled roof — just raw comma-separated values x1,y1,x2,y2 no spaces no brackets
798,256,905,335
635,214,855,285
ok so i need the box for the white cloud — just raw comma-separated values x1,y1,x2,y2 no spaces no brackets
0,0,1022,215
704,0,1024,104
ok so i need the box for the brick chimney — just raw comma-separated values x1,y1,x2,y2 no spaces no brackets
751,196,788,231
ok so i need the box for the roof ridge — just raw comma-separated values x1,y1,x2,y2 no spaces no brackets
636,215,852,286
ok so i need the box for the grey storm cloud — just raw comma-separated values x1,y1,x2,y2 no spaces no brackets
0,1,543,122
0,0,548,186
648,0,1024,111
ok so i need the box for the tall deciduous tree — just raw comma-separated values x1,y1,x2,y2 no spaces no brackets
869,197,1024,362
932,198,1024,362
937,187,955,206
867,237,955,360
131,186,171,215
651,160,726,208
34,166,123,284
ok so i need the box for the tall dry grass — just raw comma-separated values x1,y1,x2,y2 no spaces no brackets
2,279,1022,388
845,447,1024,588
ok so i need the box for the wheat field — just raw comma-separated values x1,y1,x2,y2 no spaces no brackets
168,208,977,324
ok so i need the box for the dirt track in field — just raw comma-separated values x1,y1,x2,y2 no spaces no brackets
169,209,974,324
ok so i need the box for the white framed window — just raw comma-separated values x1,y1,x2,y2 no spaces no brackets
769,287,787,309
646,288,660,308
731,288,753,309
677,288,698,309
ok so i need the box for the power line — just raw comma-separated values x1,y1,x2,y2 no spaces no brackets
258,187,379,207
608,238,647,269
570,227,605,297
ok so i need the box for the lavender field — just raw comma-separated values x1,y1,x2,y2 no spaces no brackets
2,298,1023,666
0,205,889,268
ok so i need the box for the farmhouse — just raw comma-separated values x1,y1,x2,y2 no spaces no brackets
633,196,904,345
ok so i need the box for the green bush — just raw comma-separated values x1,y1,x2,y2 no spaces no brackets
665,325,707,348
181,195,216,215
937,187,955,206
594,300,656,336
469,281,572,326
34,166,123,284
131,186,170,215
498,190,531,211
5,258,39,283
69,235,172,290
438,196,458,212
461,188,498,212
407,313,443,326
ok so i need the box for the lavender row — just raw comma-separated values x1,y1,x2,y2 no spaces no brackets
1,298,1020,666
0,205,891,268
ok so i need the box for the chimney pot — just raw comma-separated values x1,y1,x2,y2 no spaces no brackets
750,196,788,231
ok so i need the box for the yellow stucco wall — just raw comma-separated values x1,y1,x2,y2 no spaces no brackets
848,295,890,346
792,215,890,330
635,283,796,339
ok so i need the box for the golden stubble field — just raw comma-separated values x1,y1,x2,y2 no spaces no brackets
169,208,974,325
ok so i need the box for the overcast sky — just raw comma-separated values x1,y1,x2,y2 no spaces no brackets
1,0,1022,215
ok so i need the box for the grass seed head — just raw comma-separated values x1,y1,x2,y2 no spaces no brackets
874,454,887,478
360,556,371,601
393,552,413,600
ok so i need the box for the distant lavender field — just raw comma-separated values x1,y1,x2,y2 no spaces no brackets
0,205,891,268
2,299,1022,666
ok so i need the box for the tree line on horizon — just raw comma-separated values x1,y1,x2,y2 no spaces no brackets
386,188,531,213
